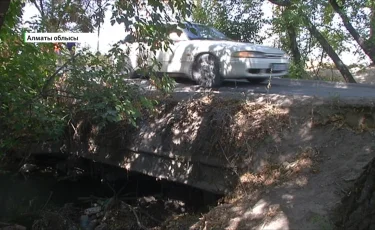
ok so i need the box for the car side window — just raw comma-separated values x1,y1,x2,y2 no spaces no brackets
183,24,200,40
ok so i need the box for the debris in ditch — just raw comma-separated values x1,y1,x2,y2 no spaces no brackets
18,163,39,179
164,199,186,213
33,211,77,230
84,206,102,215
121,201,148,230
74,192,201,230
94,223,108,230
19,163,38,174
76,194,148,229
0,222,26,230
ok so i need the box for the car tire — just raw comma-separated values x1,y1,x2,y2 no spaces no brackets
247,78,268,84
192,54,222,88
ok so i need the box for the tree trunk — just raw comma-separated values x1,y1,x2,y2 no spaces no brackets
268,0,357,83
285,20,302,65
364,3,375,60
302,14,356,83
286,24,309,78
97,23,101,52
0,0,11,31
329,0,375,65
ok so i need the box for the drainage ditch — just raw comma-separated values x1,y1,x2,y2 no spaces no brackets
0,155,223,229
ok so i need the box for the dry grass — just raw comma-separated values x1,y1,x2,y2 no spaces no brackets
223,146,320,204
151,97,375,230
136,94,292,172
312,106,375,133
302,66,375,84
186,146,321,230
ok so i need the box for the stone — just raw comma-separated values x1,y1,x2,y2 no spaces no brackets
19,163,37,173
84,206,102,215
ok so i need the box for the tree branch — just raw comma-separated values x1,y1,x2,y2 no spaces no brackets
368,4,375,46
302,13,356,83
41,53,80,98
121,201,148,230
329,0,375,64
39,0,45,18
268,0,292,7
269,0,356,82
0,0,11,31
329,0,365,47
56,0,72,31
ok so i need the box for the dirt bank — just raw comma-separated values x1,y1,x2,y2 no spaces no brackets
145,93,375,229
14,90,375,229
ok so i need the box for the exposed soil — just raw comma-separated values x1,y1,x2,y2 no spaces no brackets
5,91,375,229
188,127,375,230
148,93,375,229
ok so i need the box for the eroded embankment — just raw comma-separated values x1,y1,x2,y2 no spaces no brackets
29,93,375,196
40,93,291,194
166,94,375,230
22,91,375,229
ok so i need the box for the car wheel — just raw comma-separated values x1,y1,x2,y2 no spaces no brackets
247,78,268,84
192,54,222,88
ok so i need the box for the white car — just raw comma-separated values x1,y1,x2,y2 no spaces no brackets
124,22,290,88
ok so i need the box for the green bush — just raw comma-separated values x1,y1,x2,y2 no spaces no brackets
0,0,171,155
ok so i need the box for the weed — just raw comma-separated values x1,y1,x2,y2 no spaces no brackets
310,214,334,230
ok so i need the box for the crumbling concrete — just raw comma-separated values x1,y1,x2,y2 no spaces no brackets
28,90,375,196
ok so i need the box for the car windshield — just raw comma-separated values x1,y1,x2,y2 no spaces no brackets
183,23,230,41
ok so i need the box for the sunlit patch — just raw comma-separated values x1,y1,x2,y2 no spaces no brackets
260,212,289,230
88,137,97,154
236,146,319,201
295,176,308,186
243,199,268,219
281,194,294,202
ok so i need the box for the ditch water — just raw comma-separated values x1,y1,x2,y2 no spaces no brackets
0,155,222,229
